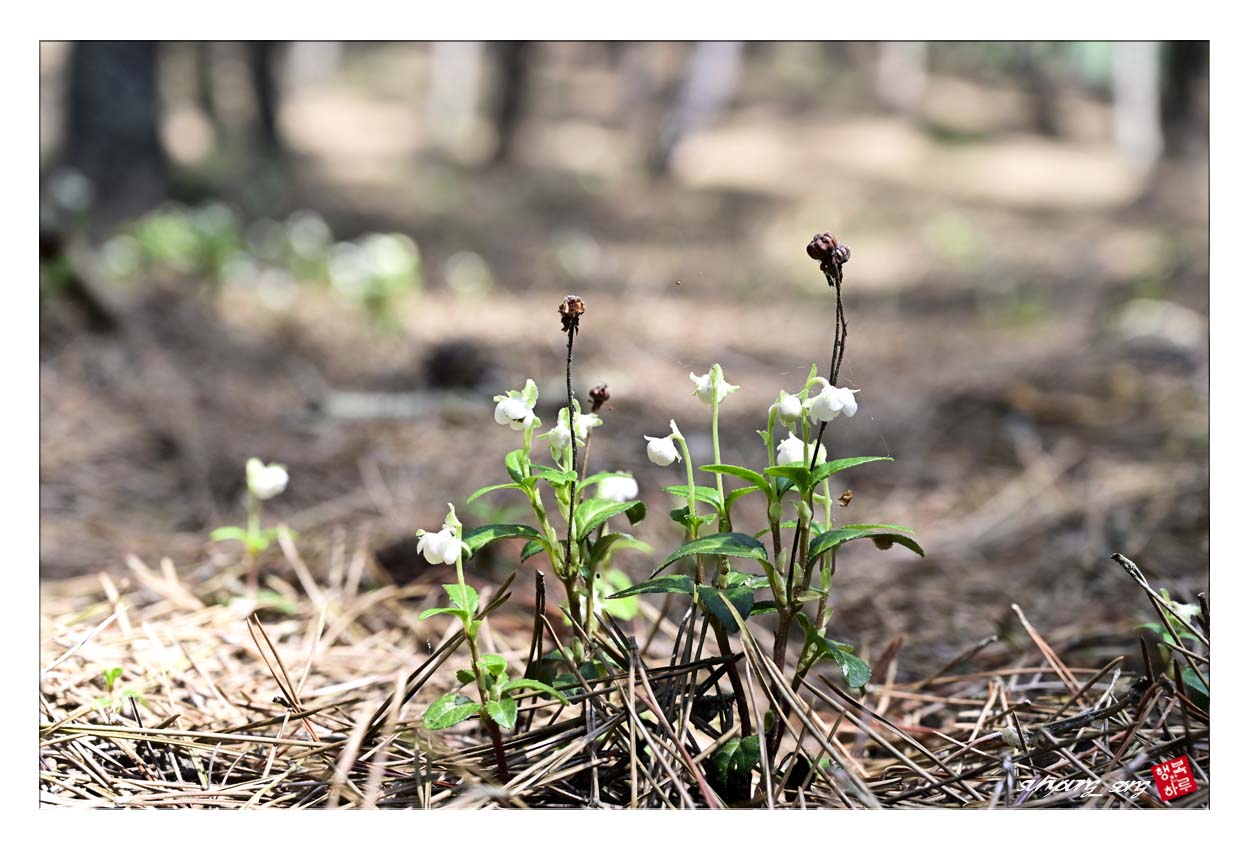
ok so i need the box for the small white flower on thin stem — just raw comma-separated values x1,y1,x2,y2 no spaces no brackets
770,391,804,428
493,379,539,431
246,458,288,500
777,431,828,467
690,366,739,406
541,419,573,451
416,504,469,566
644,420,683,467
596,474,639,503
574,411,602,441
805,378,859,423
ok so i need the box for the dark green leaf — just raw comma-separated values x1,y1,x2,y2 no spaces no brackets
485,697,519,729
749,600,779,617
664,484,723,510
1179,667,1209,711
455,668,475,685
765,464,813,492
806,527,925,566
625,500,647,525
725,485,762,511
505,449,527,484
424,693,480,730
810,456,893,487
575,498,644,538
707,735,762,804
669,506,717,535
467,483,523,504
654,532,769,577
589,532,652,567
610,575,695,598
701,463,772,494
462,524,543,556
696,583,756,634
520,540,548,562
501,678,571,705
796,613,871,689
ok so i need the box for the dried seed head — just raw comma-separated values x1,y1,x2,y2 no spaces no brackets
588,384,610,412
838,489,853,507
806,232,851,277
559,295,586,334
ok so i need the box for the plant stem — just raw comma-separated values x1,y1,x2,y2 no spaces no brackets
245,492,260,596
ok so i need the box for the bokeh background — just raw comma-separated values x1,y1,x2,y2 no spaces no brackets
39,42,1209,671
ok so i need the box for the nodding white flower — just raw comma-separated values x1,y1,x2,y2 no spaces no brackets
542,419,573,451
416,504,468,566
770,391,804,427
574,411,603,440
493,379,540,431
246,458,288,500
690,366,739,406
805,379,859,422
596,474,639,503
776,431,827,467
644,420,683,467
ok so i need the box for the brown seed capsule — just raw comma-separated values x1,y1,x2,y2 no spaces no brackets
559,295,585,334
588,384,610,412
806,232,851,278
838,489,853,507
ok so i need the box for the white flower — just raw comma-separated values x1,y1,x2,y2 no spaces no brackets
246,458,288,500
574,411,602,440
776,431,827,467
690,366,739,406
542,420,573,450
492,379,539,431
416,504,467,566
416,527,461,565
645,420,683,467
770,391,804,427
805,380,859,422
597,474,639,502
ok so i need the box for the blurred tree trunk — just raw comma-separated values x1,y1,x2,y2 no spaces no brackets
1017,43,1060,138
426,42,484,155
876,42,928,115
650,41,743,176
489,41,531,165
1161,41,1208,159
1112,42,1163,172
193,42,223,143
64,42,165,212
248,41,284,155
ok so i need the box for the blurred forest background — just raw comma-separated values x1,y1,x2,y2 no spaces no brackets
39,42,1208,672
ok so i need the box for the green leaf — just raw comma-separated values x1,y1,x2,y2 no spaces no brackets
103,667,123,690
807,527,924,565
1179,667,1209,711
765,464,813,492
501,678,571,705
664,484,724,510
725,485,762,511
531,465,576,487
462,524,544,556
707,735,762,803
505,449,527,484
610,575,696,598
467,483,523,504
444,583,479,615
209,526,248,542
455,668,476,685
485,697,519,729
424,693,481,730
749,600,779,617
625,500,647,525
809,456,893,487
696,583,756,635
418,606,464,621
589,533,652,568
670,506,717,535
796,613,871,689
701,463,772,494
520,540,548,562
654,532,770,577
575,498,644,538
478,654,507,679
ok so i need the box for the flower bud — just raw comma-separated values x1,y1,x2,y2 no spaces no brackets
644,433,680,467
689,366,739,406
